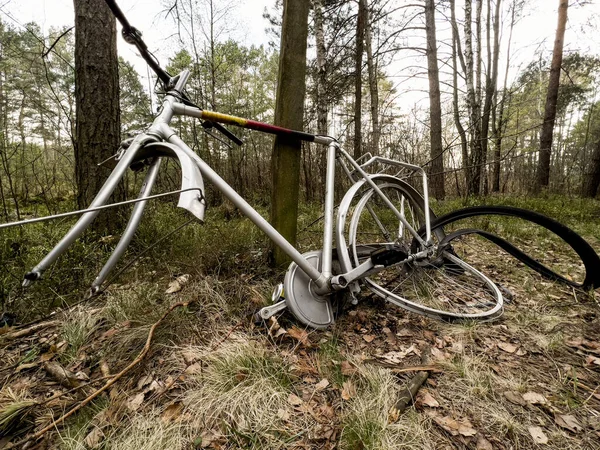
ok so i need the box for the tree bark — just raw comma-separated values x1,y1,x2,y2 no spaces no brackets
364,0,380,155
74,0,122,234
450,0,469,195
269,0,310,267
582,137,600,198
424,0,444,199
314,0,328,138
354,0,366,159
492,0,515,193
314,0,328,199
480,0,501,194
463,0,483,195
535,0,568,192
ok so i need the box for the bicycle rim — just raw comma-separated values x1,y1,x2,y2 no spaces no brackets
347,181,503,322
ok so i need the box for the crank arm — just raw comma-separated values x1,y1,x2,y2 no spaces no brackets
255,300,287,321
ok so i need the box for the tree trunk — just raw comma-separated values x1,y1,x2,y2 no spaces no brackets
314,0,328,138
354,0,366,159
450,0,469,195
314,0,328,198
535,0,568,192
492,0,515,193
480,0,501,195
424,0,444,199
269,0,310,267
463,0,483,195
582,137,600,198
74,0,122,234
364,0,380,155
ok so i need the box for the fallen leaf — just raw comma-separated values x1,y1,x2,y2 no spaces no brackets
277,408,290,421
498,342,518,353
84,426,105,449
430,347,449,361
319,404,335,419
523,392,547,405
476,435,494,450
416,390,440,408
161,401,184,424
199,430,219,448
268,317,287,338
554,414,583,433
363,334,376,343
458,422,477,437
99,359,111,377
127,393,145,411
397,328,413,337
315,378,330,391
585,355,600,366
288,394,303,406
341,380,356,400
165,274,190,294
184,363,202,375
379,345,416,364
432,415,477,437
528,426,548,444
288,326,311,347
388,407,400,424
341,361,357,376
40,351,55,362
137,375,153,390
383,327,397,344
504,391,527,406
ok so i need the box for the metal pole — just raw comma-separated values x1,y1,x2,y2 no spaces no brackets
320,142,338,277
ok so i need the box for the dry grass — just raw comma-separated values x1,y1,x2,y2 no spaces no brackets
2,196,599,449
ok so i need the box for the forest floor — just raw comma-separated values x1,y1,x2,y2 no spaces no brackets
1,195,600,449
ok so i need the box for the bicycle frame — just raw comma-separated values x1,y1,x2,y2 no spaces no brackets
11,67,433,299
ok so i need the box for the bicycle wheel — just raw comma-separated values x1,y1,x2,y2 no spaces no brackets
345,179,503,322
418,206,600,291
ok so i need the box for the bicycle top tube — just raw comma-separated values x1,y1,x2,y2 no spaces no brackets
171,104,335,147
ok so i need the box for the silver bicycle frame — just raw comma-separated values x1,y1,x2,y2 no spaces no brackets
13,69,433,296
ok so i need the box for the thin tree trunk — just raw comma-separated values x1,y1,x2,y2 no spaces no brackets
492,0,515,193
364,0,380,155
480,0,501,194
269,0,310,267
425,0,444,199
354,0,366,159
314,0,328,198
535,0,568,192
314,0,328,138
464,0,483,195
450,0,470,193
582,137,600,198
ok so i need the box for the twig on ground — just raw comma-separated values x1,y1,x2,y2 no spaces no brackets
43,362,95,396
5,301,191,449
393,348,432,414
2,321,60,341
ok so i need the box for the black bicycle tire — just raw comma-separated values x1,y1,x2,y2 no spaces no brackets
414,206,600,290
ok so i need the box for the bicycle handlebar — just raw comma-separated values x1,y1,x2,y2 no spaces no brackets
103,0,243,146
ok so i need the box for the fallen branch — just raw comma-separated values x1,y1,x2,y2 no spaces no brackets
43,362,95,396
6,301,190,449
365,360,442,374
2,321,60,341
393,348,432,414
